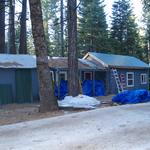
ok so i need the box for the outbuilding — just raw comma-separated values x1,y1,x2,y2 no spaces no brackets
0,54,39,104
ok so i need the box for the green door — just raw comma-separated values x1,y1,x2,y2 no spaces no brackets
0,84,13,104
15,69,33,103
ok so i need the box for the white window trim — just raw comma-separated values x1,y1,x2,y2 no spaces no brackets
84,71,92,80
126,72,134,87
140,73,147,84
59,71,67,80
50,71,54,81
56,71,67,83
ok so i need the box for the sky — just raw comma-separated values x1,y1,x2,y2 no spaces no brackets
103,0,143,27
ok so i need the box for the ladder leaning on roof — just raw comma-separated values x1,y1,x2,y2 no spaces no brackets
111,68,124,93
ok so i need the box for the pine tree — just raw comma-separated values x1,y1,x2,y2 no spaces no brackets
60,0,64,56
19,0,27,54
29,0,58,112
42,0,64,56
78,0,108,55
110,0,140,56
8,0,16,54
142,0,150,62
0,0,5,53
67,0,79,96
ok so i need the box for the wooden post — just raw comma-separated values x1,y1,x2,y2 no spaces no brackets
106,69,110,95
92,71,95,96
57,70,60,99
79,70,82,94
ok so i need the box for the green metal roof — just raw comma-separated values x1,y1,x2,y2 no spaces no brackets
88,52,149,69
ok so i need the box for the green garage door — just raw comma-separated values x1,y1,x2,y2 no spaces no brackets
0,84,13,104
15,69,33,103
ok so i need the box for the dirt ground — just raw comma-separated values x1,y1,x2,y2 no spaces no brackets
0,95,114,126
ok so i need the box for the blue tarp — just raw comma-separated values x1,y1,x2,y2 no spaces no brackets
82,80,105,97
82,80,93,96
95,80,105,96
55,80,105,99
112,89,150,104
55,80,68,100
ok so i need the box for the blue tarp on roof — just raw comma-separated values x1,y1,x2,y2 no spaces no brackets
88,52,149,68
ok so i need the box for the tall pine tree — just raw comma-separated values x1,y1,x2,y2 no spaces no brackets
78,0,108,55
42,0,66,56
110,0,140,56
142,0,150,62
0,0,5,53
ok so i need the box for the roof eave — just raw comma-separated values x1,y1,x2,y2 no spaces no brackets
84,52,109,68
109,65,149,70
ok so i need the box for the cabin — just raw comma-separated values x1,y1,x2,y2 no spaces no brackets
48,57,106,85
48,57,106,98
83,52,149,94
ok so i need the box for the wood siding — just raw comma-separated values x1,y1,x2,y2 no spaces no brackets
110,68,149,94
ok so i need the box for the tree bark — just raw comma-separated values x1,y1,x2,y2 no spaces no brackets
60,0,64,56
67,0,79,96
29,0,58,112
8,0,16,54
0,0,5,53
19,0,27,54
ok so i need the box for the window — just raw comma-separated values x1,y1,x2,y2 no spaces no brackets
141,74,147,84
84,72,92,80
126,72,134,87
59,71,67,81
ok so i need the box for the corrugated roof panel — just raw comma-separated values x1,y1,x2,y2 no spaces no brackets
89,52,149,68
0,54,36,68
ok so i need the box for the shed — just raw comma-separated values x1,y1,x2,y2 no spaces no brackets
83,52,149,94
0,54,38,104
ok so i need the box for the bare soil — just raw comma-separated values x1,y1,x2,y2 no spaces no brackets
0,95,114,126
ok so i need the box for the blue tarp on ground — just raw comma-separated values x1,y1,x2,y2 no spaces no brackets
55,80,105,99
112,89,150,104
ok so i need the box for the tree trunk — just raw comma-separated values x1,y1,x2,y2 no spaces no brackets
8,0,16,54
0,0,5,53
29,0,58,112
43,12,50,51
60,0,64,56
67,0,79,96
19,0,27,54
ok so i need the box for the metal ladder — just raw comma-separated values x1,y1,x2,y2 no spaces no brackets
112,68,124,93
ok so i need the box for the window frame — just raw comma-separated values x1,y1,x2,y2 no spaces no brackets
84,71,92,80
140,73,147,84
126,72,134,87
50,71,54,81
59,71,67,81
